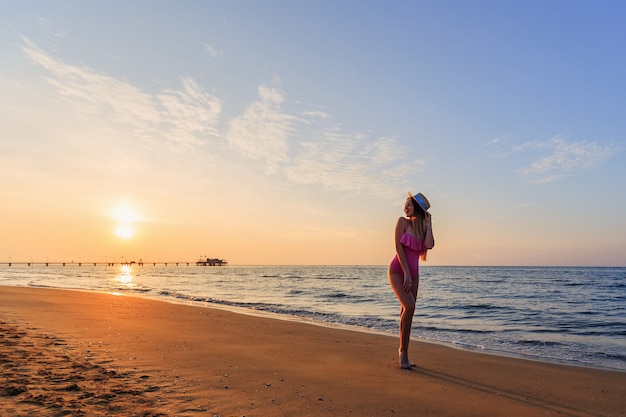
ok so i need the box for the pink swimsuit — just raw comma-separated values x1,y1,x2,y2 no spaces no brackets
389,232,425,278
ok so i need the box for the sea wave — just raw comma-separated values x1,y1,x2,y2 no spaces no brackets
2,264,625,371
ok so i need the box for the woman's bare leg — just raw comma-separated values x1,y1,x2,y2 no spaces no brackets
388,269,417,368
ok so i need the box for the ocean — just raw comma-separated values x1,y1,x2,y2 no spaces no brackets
1,264,625,371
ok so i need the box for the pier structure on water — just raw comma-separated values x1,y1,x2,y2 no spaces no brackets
4,257,228,267
196,257,228,266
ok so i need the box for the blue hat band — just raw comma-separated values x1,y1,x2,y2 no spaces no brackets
413,194,429,211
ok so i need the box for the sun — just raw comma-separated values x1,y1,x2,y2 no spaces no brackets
112,203,140,224
110,202,141,240
115,224,135,239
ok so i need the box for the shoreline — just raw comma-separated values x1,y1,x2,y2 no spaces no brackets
1,286,625,416
4,283,624,373
131,290,626,373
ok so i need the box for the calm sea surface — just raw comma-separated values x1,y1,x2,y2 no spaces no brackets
1,264,625,371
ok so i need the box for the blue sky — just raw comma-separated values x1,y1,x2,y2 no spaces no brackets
1,1,625,265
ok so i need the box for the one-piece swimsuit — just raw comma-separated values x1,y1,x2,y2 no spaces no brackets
389,224,425,278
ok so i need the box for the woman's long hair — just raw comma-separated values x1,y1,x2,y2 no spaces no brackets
410,200,429,261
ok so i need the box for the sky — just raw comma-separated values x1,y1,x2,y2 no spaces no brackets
1,1,625,266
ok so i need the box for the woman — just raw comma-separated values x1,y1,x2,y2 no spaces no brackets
388,192,434,369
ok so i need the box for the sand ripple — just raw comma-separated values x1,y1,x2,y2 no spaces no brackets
0,321,169,417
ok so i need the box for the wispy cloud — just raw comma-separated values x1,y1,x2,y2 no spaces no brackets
157,76,222,145
20,37,424,199
478,134,515,158
227,81,424,196
301,110,330,120
22,36,221,147
23,37,160,125
37,17,68,40
516,136,618,183
226,78,296,174
285,128,425,197
203,42,221,58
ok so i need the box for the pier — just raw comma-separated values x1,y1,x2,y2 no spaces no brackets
3,259,228,267
196,257,228,266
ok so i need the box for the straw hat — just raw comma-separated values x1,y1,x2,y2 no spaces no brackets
408,192,430,212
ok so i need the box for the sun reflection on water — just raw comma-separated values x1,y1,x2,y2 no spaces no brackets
114,264,135,289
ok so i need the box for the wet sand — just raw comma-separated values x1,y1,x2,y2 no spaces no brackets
1,286,624,416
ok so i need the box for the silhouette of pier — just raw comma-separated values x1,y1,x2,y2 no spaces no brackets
196,257,228,266
3,258,228,267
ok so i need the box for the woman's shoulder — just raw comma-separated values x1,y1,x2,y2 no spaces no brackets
396,216,410,225
395,217,412,234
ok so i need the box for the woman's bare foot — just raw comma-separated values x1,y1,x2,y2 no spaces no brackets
398,349,415,369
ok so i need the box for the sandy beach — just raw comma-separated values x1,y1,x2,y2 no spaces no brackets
1,287,624,417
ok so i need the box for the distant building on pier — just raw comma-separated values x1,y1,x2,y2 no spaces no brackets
196,257,228,266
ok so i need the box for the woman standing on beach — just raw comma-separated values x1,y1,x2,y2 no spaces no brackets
388,192,434,369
